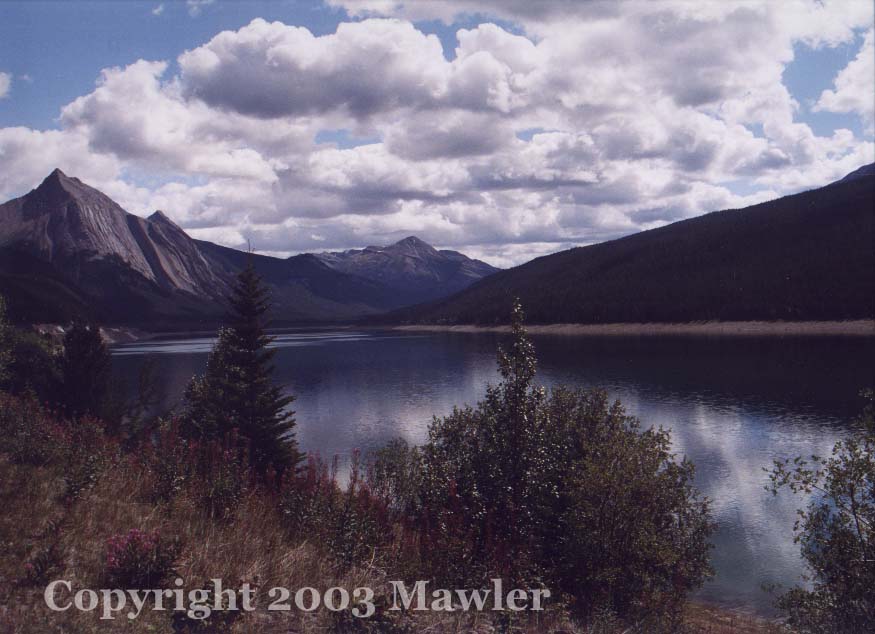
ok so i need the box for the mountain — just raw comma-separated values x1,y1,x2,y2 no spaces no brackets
0,170,484,327
314,235,500,305
389,165,875,325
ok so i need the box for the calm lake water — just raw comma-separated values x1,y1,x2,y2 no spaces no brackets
111,329,875,615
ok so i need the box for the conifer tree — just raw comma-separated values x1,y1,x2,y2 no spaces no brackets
184,261,302,474
60,320,110,418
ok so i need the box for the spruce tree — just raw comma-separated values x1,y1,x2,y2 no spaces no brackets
184,261,302,474
60,320,110,418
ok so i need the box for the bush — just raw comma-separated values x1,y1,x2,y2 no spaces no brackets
142,420,193,505
196,433,250,520
380,301,714,625
769,390,875,633
368,438,422,519
281,453,391,570
141,421,251,519
104,528,181,589
61,416,118,502
5,329,60,402
0,393,63,465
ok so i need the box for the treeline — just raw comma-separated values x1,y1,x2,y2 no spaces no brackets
389,173,874,325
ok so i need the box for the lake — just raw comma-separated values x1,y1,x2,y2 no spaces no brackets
111,329,875,615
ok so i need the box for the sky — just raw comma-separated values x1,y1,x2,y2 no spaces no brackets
0,0,872,267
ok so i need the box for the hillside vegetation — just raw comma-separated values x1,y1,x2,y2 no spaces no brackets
389,169,874,325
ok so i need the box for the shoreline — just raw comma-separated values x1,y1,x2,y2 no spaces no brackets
33,319,875,345
393,319,875,337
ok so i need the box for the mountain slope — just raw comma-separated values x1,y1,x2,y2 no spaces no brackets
0,170,496,327
390,165,875,325
314,236,499,305
0,171,399,326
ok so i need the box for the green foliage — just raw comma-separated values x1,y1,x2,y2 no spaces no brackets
0,393,61,465
368,438,422,517
183,262,302,474
59,321,110,419
281,453,389,570
5,329,60,402
197,433,250,520
769,390,875,633
378,301,714,624
61,416,117,503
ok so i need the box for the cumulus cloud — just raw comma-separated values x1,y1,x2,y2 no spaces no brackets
179,18,447,119
815,29,875,133
0,72,10,99
0,1,873,265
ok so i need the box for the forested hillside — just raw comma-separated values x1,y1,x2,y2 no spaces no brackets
389,166,875,325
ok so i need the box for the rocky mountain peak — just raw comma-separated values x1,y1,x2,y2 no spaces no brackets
27,168,116,217
313,235,499,304
31,168,80,204
148,209,184,232
388,235,439,256
396,236,428,247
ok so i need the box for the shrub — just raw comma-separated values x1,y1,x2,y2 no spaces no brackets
281,453,391,570
196,433,250,520
5,329,60,403
368,438,422,519
0,393,63,465
143,420,193,505
104,528,181,589
60,415,117,502
769,390,875,633
387,301,714,625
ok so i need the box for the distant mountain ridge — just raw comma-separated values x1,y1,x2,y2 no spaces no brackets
315,235,499,305
0,170,497,327
388,164,875,325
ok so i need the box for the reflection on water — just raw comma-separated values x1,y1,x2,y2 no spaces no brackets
111,330,874,615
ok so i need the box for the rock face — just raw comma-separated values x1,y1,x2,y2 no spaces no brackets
1,169,157,281
315,236,500,305
0,170,228,299
0,171,497,327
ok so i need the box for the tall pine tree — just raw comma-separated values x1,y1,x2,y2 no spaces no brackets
183,261,302,474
